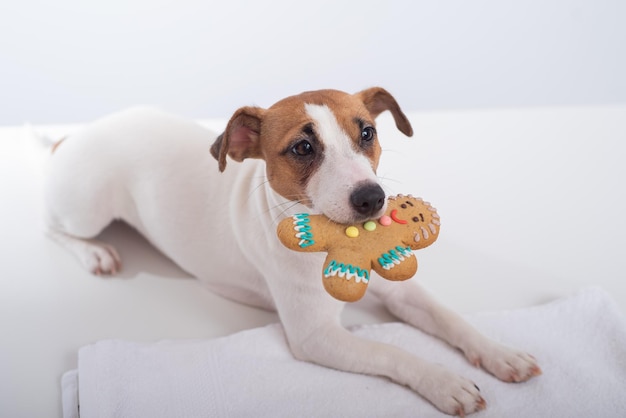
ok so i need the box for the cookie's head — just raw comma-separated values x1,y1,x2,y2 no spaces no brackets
382,195,441,249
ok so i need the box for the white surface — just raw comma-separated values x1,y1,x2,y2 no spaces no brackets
1,105,625,417
64,287,626,417
2,0,626,125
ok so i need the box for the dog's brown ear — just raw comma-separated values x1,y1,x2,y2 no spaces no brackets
211,106,265,172
355,87,413,137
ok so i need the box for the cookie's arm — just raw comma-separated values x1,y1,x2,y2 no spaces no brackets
277,213,329,253
371,245,418,281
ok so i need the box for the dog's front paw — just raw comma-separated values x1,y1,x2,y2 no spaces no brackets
464,341,542,383
416,365,486,416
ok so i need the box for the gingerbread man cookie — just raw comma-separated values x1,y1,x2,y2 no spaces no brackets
277,195,440,302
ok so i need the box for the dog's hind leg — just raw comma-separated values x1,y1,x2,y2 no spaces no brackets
44,153,123,275
44,198,122,275
46,228,122,275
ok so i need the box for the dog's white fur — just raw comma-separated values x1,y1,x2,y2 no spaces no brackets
44,88,540,416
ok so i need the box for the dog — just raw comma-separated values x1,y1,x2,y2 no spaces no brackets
44,87,541,416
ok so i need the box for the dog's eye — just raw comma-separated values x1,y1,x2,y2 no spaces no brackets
361,126,376,142
291,140,314,157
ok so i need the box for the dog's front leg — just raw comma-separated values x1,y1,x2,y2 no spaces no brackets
372,280,542,383
267,272,486,416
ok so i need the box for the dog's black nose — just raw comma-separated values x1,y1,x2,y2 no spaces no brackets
350,184,385,218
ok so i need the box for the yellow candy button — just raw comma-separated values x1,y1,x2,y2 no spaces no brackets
345,226,359,238
363,221,376,231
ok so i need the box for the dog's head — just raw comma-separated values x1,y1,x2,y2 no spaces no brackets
211,87,413,224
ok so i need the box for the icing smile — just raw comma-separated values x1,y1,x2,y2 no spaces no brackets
390,209,407,224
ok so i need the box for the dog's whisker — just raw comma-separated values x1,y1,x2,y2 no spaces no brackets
376,175,403,198
266,200,299,215
246,179,272,201
271,200,305,225
377,175,401,184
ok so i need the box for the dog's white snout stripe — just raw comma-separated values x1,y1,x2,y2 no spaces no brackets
304,104,382,223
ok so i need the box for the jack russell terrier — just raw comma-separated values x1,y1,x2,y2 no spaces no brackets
44,87,540,416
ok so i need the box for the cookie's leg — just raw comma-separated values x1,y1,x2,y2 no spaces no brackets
372,280,542,383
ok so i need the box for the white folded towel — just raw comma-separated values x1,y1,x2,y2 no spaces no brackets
62,287,626,417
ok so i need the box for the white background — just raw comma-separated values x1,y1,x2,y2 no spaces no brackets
1,0,625,125
1,1,626,417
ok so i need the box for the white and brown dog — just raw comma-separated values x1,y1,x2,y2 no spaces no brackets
44,88,540,416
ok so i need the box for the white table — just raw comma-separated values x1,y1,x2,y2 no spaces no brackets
1,105,625,417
